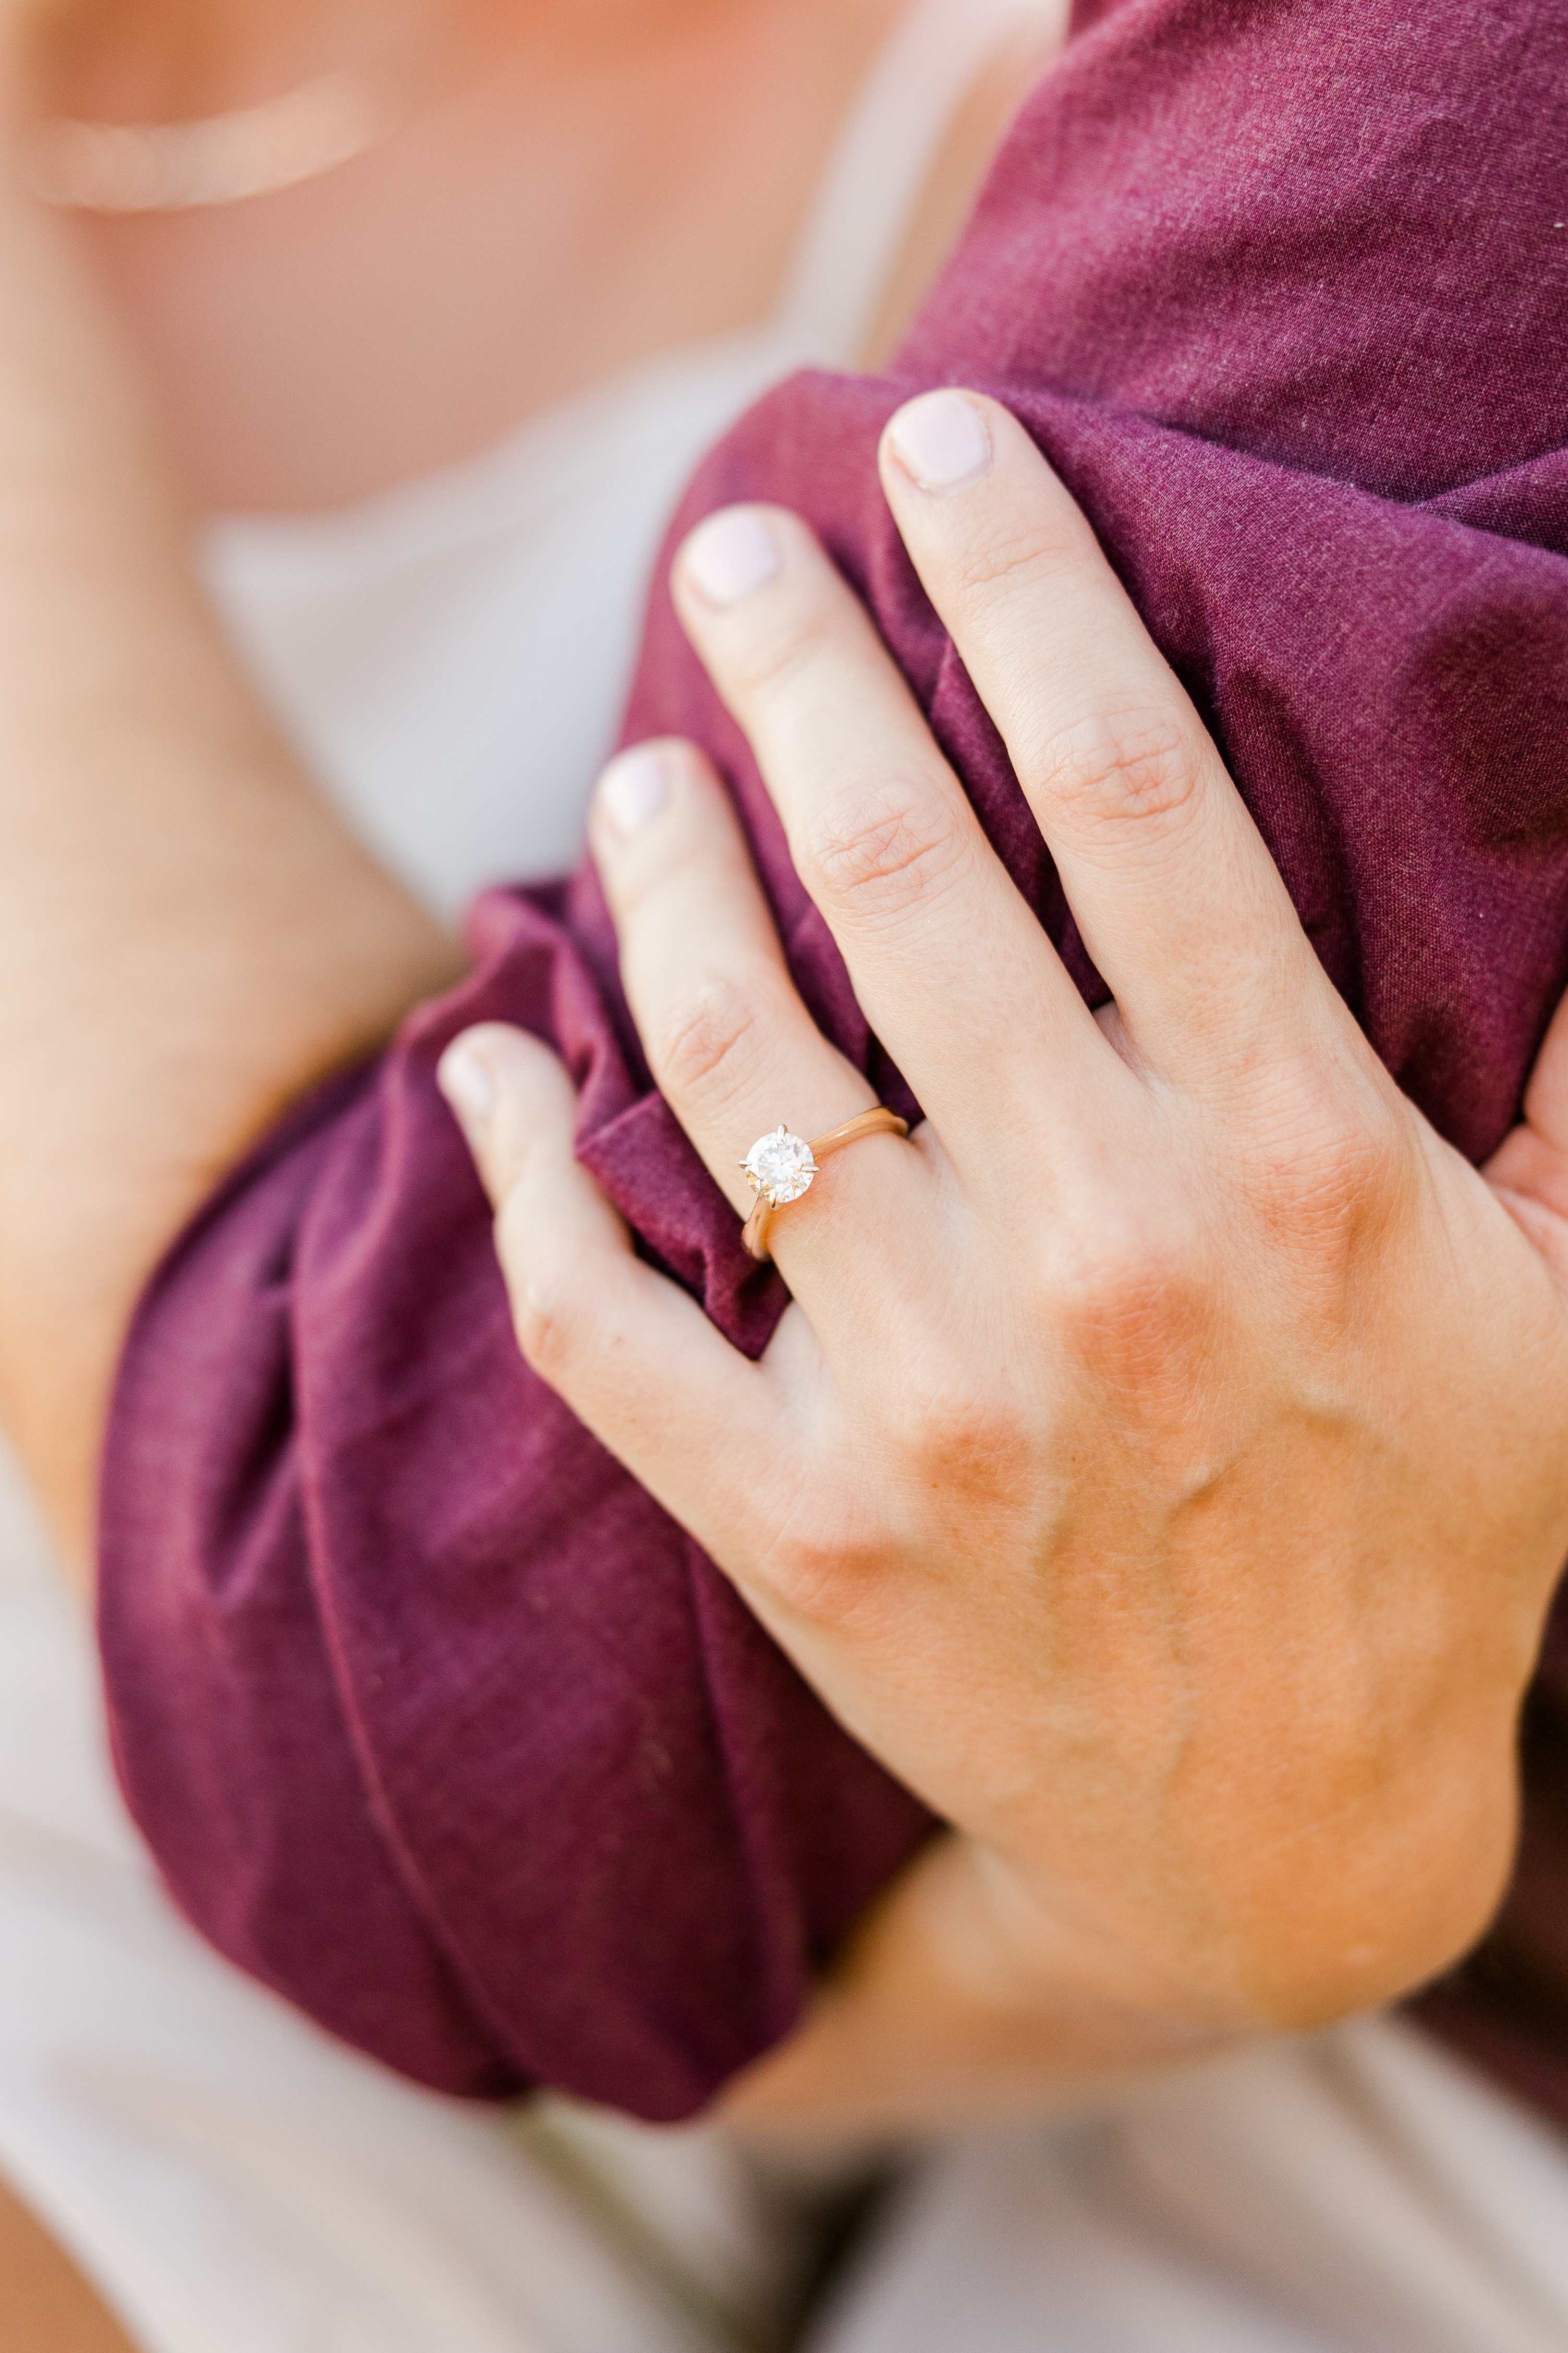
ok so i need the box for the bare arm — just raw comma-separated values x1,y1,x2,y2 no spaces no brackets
716,1832,1228,2157
0,165,458,1574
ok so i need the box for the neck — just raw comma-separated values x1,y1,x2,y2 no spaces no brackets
30,1,741,119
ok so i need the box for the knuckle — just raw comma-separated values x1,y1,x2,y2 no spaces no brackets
502,1239,584,1384
1247,1062,1410,1256
1044,1213,1194,1382
801,774,969,923
947,511,1068,605
755,1484,887,1627
650,970,767,1112
898,1365,1032,1497
726,600,837,707
1026,705,1205,840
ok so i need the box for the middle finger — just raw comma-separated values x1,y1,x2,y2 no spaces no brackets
671,504,1121,1191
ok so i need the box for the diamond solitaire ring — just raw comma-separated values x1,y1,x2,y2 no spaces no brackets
739,1108,909,1263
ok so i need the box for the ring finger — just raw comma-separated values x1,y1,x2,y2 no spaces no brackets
589,735,933,1315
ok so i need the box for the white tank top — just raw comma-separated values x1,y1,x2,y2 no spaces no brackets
202,0,1050,922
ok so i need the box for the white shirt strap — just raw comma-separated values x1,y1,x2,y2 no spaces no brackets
773,0,1059,364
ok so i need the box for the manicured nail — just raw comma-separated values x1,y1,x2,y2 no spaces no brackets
683,507,781,607
887,391,993,493
596,743,671,838
436,1037,495,1134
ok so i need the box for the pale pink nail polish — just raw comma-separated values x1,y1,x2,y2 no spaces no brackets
597,744,671,837
683,508,781,607
437,1038,495,1133
888,391,994,493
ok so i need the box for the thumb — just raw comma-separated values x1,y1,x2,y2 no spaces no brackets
1484,989,1568,1280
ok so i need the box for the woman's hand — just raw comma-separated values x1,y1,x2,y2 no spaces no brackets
441,392,1568,2058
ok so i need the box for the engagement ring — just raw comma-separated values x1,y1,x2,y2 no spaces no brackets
739,1108,908,1262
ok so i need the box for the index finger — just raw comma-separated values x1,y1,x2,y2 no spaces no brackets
880,391,1323,1083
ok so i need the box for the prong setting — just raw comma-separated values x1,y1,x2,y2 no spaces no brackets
742,1124,817,1208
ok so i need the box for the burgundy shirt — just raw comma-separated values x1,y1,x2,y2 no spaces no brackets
100,0,1568,2125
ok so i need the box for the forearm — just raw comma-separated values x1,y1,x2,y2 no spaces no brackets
718,1835,1239,2156
0,173,458,1568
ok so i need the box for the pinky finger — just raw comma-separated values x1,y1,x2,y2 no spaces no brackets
440,1020,630,1292
436,1022,787,1549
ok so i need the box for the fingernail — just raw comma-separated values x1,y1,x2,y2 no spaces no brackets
887,391,993,493
436,1037,495,1134
683,507,781,607
596,743,671,838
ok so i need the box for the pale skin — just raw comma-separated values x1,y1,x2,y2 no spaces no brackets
441,391,1568,2153
33,0,1058,511
0,0,1061,1566
0,2,1060,2334
0,0,1564,2330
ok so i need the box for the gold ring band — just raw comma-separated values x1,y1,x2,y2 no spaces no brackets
739,1107,909,1263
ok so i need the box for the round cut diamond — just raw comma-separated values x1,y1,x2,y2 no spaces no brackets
743,1125,816,1206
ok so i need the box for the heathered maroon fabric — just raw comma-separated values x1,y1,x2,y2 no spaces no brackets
99,0,1568,2125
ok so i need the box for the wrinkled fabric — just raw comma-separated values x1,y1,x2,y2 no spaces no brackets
101,0,1568,2123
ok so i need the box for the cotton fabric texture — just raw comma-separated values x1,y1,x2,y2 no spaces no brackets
100,0,1568,2125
